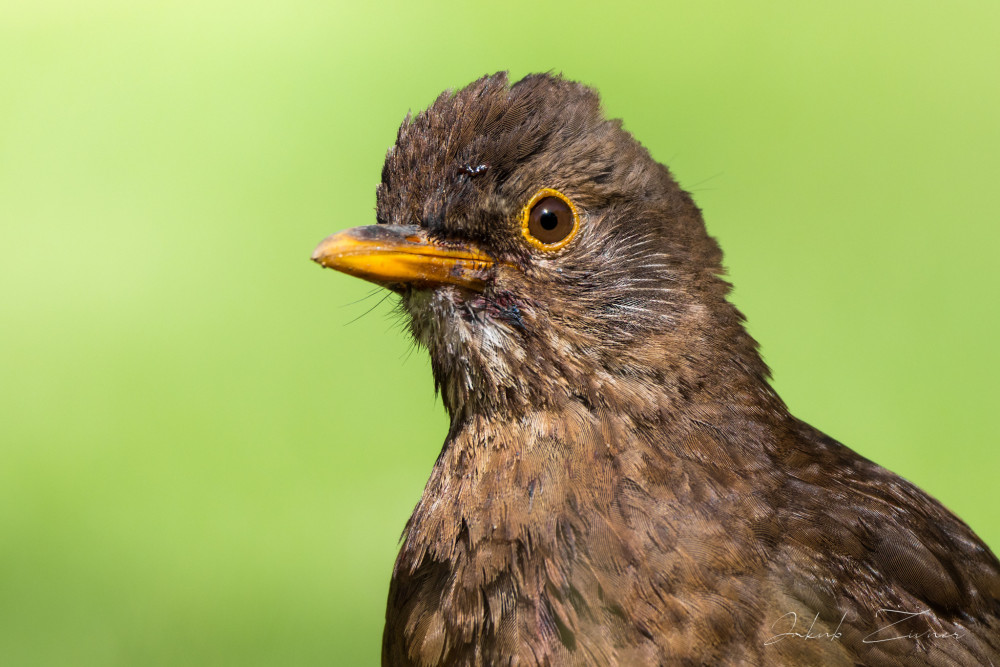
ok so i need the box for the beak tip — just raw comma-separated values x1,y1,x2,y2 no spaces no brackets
310,241,330,265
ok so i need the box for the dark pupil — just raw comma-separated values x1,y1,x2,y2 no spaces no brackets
539,210,559,231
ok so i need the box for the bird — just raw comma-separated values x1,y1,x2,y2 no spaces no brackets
311,72,1000,666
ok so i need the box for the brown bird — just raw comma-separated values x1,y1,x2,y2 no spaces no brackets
312,73,1000,665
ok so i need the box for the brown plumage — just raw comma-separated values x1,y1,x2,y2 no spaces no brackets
312,72,1000,665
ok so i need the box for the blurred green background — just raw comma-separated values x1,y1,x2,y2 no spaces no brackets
2,1,998,664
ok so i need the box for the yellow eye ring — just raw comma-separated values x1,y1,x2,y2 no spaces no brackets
520,188,580,251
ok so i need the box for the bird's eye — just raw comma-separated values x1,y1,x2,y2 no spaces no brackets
521,188,580,251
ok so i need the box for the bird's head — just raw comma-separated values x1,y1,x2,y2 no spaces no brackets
314,73,770,421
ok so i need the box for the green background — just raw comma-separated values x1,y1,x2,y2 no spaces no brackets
2,1,997,664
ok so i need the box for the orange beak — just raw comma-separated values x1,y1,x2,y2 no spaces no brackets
311,225,495,291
